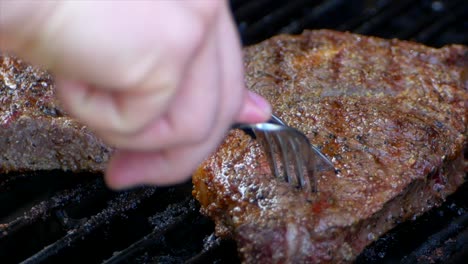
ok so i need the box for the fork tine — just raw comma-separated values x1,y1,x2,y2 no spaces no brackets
251,126,320,192
267,132,285,181
289,136,307,190
254,129,280,179
288,129,320,192
305,145,319,193
234,119,335,194
274,132,295,185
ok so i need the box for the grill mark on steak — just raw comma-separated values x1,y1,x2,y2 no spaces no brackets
0,53,112,173
192,30,467,263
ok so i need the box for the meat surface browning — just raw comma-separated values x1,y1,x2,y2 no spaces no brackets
192,30,468,263
0,53,112,173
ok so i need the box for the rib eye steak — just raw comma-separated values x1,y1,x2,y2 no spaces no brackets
192,30,468,263
0,53,112,173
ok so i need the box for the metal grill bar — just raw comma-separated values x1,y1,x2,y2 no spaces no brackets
337,0,394,31
229,0,250,11
239,0,317,42
20,188,156,264
233,0,276,23
102,198,197,264
186,235,239,264
446,228,468,263
356,181,468,263
353,0,418,35
414,2,468,45
386,0,466,40
0,178,104,239
0,1,466,263
0,171,100,220
280,0,348,34
401,212,468,263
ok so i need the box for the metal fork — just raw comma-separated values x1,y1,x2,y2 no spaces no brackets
233,114,335,193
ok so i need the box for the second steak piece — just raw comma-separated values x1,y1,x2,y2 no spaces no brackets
193,30,468,263
0,54,112,173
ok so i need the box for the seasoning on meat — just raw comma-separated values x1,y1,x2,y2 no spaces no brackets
192,30,468,263
0,53,112,173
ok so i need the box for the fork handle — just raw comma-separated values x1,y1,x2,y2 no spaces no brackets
269,114,286,126
232,114,285,129
232,114,286,139
231,114,285,138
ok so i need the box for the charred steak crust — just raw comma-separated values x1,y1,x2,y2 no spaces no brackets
192,30,468,263
0,54,112,173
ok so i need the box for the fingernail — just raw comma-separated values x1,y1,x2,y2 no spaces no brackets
247,91,271,117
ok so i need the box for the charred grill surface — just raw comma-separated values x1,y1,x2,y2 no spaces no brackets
0,0,467,263
192,30,468,263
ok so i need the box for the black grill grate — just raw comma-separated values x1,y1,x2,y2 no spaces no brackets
0,172,240,264
232,0,468,47
0,0,467,263
356,183,468,263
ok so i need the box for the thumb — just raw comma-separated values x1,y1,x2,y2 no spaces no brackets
235,90,271,124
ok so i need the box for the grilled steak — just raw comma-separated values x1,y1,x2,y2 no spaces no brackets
192,30,468,263
0,53,112,173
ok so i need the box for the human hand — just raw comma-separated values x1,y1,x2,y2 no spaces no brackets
0,1,271,189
